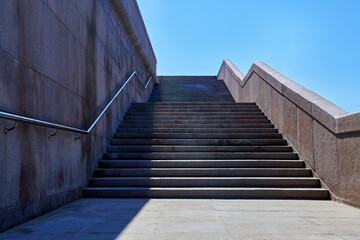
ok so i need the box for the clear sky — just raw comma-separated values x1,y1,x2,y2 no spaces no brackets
137,0,360,113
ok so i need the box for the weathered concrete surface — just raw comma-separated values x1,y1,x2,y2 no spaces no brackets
218,59,360,207
1,199,360,239
0,0,156,232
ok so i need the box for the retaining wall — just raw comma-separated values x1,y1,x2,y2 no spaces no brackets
0,0,156,231
218,59,360,207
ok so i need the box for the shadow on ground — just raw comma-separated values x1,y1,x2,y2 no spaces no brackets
0,198,149,240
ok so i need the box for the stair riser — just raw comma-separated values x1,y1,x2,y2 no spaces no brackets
131,103,256,106
89,178,320,188
121,120,271,124
94,169,311,177
126,112,264,116
98,160,305,168
150,92,232,94
149,95,233,97
138,104,255,107
151,93,230,95
151,85,229,88
158,76,217,79
152,86,229,89
152,87,229,90
149,99,235,102
123,116,267,120
110,139,287,146
150,95,230,97
104,152,298,160
128,109,262,113
113,133,282,139
119,124,275,129
149,96,233,98
116,128,278,134
83,189,329,199
107,146,293,153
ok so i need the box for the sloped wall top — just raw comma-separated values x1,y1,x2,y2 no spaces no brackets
218,59,360,134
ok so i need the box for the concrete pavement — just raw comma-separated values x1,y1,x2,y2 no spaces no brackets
1,199,360,240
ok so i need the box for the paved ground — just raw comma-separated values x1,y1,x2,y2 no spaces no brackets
1,199,360,240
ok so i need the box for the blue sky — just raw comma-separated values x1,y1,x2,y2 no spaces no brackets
137,0,360,113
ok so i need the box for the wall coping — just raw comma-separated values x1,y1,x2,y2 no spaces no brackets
217,59,360,134
109,0,158,83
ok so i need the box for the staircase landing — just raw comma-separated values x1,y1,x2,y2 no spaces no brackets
1,199,359,239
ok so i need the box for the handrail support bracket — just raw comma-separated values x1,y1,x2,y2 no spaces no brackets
48,129,58,138
4,121,18,134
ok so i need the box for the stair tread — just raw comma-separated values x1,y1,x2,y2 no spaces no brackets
95,168,309,170
84,187,327,191
90,177,317,180
100,159,304,162
99,159,303,162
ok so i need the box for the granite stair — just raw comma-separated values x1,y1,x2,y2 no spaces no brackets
83,76,329,199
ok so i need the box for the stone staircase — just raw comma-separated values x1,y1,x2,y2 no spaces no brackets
83,76,329,199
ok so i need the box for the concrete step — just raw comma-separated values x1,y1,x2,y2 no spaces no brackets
158,75,217,80
149,96,232,97
121,119,271,124
131,102,256,106
150,92,232,95
129,104,258,108
128,108,262,112
89,177,321,188
152,88,230,90
149,99,235,102
153,85,228,87
150,91,232,94
98,159,305,168
82,187,329,199
119,123,275,129
126,111,264,116
110,139,288,146
116,128,278,134
149,94,232,96
151,94,232,97
149,95,233,98
94,168,311,177
152,85,229,88
113,132,282,139
107,145,292,153
123,115,267,120
152,85,227,87
104,152,298,160
151,91,231,94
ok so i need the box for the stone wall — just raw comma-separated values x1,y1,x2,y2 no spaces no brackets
218,59,360,207
0,0,157,231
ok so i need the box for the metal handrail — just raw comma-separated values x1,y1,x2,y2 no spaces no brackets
0,71,153,134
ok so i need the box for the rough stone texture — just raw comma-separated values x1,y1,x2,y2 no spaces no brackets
218,59,360,207
270,87,284,133
297,109,315,169
283,98,298,148
0,0,156,232
337,133,360,203
337,112,360,133
1,199,360,239
313,122,339,194
257,75,272,119
0,0,19,60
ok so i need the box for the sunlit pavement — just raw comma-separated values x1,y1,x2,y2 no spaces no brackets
1,198,360,240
